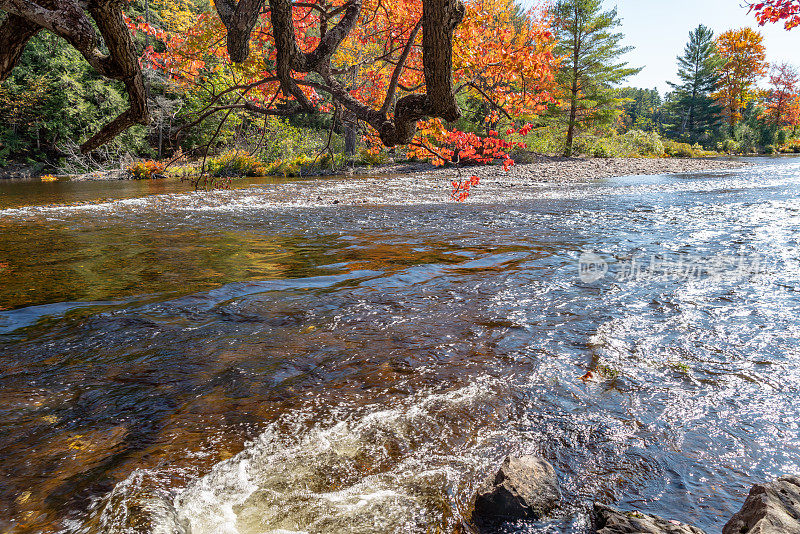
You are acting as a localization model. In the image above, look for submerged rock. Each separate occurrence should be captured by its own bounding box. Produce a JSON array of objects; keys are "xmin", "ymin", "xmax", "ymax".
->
[
  {"xmin": 471, "ymin": 455, "xmax": 561, "ymax": 527},
  {"xmin": 722, "ymin": 476, "xmax": 800, "ymax": 534},
  {"xmin": 592, "ymin": 503, "xmax": 706, "ymax": 534}
]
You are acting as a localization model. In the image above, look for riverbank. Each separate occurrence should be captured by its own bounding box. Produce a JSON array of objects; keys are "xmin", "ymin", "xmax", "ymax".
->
[
  {"xmin": 1, "ymin": 156, "xmax": 752, "ymax": 183},
  {"xmin": 363, "ymin": 156, "xmax": 752, "ymax": 183}
]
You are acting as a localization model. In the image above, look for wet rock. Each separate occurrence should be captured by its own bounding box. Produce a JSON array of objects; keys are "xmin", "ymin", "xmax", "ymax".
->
[
  {"xmin": 471, "ymin": 455, "xmax": 561, "ymax": 527},
  {"xmin": 593, "ymin": 503, "xmax": 706, "ymax": 534},
  {"xmin": 722, "ymin": 476, "xmax": 800, "ymax": 534}
]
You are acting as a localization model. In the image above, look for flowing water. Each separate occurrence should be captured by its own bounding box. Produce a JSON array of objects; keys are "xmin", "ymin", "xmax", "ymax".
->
[{"xmin": 1, "ymin": 159, "xmax": 799, "ymax": 534}]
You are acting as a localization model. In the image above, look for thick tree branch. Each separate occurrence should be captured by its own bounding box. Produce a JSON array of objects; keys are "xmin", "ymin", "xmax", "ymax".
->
[
  {"xmin": 0, "ymin": 13, "xmax": 41, "ymax": 80},
  {"xmin": 2, "ymin": 0, "xmax": 467, "ymax": 153},
  {"xmin": 380, "ymin": 18, "xmax": 422, "ymax": 116}
]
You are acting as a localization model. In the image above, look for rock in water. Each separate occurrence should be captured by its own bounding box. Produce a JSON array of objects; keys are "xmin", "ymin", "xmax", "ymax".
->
[
  {"xmin": 471, "ymin": 455, "xmax": 561, "ymax": 527},
  {"xmin": 722, "ymin": 476, "xmax": 800, "ymax": 534},
  {"xmin": 593, "ymin": 504, "xmax": 706, "ymax": 534}
]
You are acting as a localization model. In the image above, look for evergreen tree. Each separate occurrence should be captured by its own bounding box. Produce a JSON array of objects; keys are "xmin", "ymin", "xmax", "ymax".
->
[
  {"xmin": 616, "ymin": 87, "xmax": 663, "ymax": 132},
  {"xmin": 667, "ymin": 25, "xmax": 724, "ymax": 144},
  {"xmin": 551, "ymin": 0, "xmax": 641, "ymax": 157}
]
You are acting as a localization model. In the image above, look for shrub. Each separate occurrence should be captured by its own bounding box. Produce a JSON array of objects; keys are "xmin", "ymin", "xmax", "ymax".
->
[
  {"xmin": 258, "ymin": 117, "xmax": 334, "ymax": 163},
  {"xmin": 721, "ymin": 139, "xmax": 739, "ymax": 154},
  {"xmin": 355, "ymin": 148, "xmax": 389, "ymax": 167},
  {"xmin": 618, "ymin": 129, "xmax": 664, "ymax": 157},
  {"xmin": 663, "ymin": 140, "xmax": 694, "ymax": 157},
  {"xmin": 266, "ymin": 155, "xmax": 316, "ymax": 176},
  {"xmin": 165, "ymin": 163, "xmax": 199, "ymax": 178},
  {"xmin": 734, "ymin": 124, "xmax": 758, "ymax": 154},
  {"xmin": 521, "ymin": 125, "xmax": 564, "ymax": 155},
  {"xmin": 207, "ymin": 150, "xmax": 266, "ymax": 177},
  {"xmin": 779, "ymin": 138, "xmax": 800, "ymax": 153},
  {"xmin": 592, "ymin": 143, "xmax": 612, "ymax": 158},
  {"xmin": 127, "ymin": 160, "xmax": 166, "ymax": 179}
]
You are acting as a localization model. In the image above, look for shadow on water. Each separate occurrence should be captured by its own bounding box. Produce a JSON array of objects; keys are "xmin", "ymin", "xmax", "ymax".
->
[{"xmin": 0, "ymin": 159, "xmax": 799, "ymax": 533}]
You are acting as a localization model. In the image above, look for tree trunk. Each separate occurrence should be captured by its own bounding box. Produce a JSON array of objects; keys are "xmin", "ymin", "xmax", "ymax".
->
[
  {"xmin": 344, "ymin": 117, "xmax": 357, "ymax": 166},
  {"xmin": 158, "ymin": 119, "xmax": 163, "ymax": 159},
  {"xmin": 564, "ymin": 95, "xmax": 578, "ymax": 158},
  {"xmin": 563, "ymin": 3, "xmax": 580, "ymax": 158},
  {"xmin": 421, "ymin": 0, "xmax": 463, "ymax": 122}
]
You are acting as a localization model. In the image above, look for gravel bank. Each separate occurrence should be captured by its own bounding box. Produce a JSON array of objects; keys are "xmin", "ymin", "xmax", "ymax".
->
[
  {"xmin": 364, "ymin": 156, "xmax": 751, "ymax": 183},
  {"xmin": 3, "ymin": 156, "xmax": 749, "ymax": 182}
]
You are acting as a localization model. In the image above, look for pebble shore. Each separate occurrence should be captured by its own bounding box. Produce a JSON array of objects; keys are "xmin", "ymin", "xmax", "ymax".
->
[{"xmin": 365, "ymin": 156, "xmax": 751, "ymax": 183}]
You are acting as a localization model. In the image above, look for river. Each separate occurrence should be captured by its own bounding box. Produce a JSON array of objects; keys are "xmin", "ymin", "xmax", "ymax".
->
[{"xmin": 0, "ymin": 158, "xmax": 799, "ymax": 533}]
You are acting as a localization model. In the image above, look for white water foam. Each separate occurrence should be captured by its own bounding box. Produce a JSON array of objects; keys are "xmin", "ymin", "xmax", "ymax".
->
[{"xmin": 90, "ymin": 377, "xmax": 511, "ymax": 534}]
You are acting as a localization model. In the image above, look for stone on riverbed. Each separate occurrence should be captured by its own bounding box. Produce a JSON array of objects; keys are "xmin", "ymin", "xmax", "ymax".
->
[
  {"xmin": 592, "ymin": 503, "xmax": 706, "ymax": 534},
  {"xmin": 722, "ymin": 476, "xmax": 800, "ymax": 534},
  {"xmin": 471, "ymin": 455, "xmax": 562, "ymax": 528}
]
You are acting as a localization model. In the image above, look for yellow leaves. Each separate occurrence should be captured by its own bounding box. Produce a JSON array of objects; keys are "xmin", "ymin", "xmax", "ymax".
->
[{"xmin": 715, "ymin": 27, "xmax": 769, "ymax": 126}]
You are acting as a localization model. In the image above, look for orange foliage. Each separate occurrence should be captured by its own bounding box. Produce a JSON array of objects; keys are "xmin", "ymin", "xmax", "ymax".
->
[
  {"xmin": 713, "ymin": 28, "xmax": 768, "ymax": 128},
  {"xmin": 127, "ymin": 160, "xmax": 167, "ymax": 179},
  {"xmin": 453, "ymin": 0, "xmax": 558, "ymax": 118},
  {"xmin": 141, "ymin": 0, "xmax": 558, "ymax": 150},
  {"xmin": 765, "ymin": 62, "xmax": 800, "ymax": 126}
]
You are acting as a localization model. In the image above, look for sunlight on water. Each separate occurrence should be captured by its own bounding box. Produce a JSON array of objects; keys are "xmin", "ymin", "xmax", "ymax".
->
[{"xmin": 1, "ymin": 158, "xmax": 799, "ymax": 533}]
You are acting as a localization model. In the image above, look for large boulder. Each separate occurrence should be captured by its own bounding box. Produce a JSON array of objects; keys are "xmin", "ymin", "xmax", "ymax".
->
[
  {"xmin": 592, "ymin": 503, "xmax": 706, "ymax": 534},
  {"xmin": 471, "ymin": 455, "xmax": 562, "ymax": 528},
  {"xmin": 722, "ymin": 476, "xmax": 800, "ymax": 534}
]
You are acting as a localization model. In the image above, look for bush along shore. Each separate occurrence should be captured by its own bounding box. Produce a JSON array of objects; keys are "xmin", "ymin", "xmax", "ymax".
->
[{"xmin": 471, "ymin": 454, "xmax": 800, "ymax": 534}]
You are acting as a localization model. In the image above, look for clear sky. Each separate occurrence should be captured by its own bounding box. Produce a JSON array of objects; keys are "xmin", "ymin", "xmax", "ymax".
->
[{"xmin": 526, "ymin": 0, "xmax": 800, "ymax": 96}]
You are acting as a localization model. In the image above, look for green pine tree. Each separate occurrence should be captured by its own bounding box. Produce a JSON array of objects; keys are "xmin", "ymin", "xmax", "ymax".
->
[
  {"xmin": 666, "ymin": 25, "xmax": 724, "ymax": 144},
  {"xmin": 616, "ymin": 87, "xmax": 663, "ymax": 133},
  {"xmin": 551, "ymin": 0, "xmax": 641, "ymax": 157}
]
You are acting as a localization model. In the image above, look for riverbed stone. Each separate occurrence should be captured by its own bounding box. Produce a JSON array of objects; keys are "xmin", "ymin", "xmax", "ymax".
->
[
  {"xmin": 592, "ymin": 504, "xmax": 706, "ymax": 534},
  {"xmin": 471, "ymin": 455, "xmax": 562, "ymax": 527},
  {"xmin": 722, "ymin": 476, "xmax": 800, "ymax": 534}
]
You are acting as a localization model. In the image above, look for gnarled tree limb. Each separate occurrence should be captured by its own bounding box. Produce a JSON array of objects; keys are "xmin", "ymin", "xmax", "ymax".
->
[
  {"xmin": 2, "ymin": 0, "xmax": 466, "ymax": 152},
  {"xmin": 0, "ymin": 0, "xmax": 148, "ymax": 153}
]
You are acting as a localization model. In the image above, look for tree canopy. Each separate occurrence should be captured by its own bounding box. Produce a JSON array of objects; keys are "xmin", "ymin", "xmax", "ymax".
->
[
  {"xmin": 550, "ymin": 0, "xmax": 640, "ymax": 157},
  {"xmin": 667, "ymin": 25, "xmax": 724, "ymax": 143},
  {"xmin": 0, "ymin": 0, "xmax": 477, "ymax": 152}
]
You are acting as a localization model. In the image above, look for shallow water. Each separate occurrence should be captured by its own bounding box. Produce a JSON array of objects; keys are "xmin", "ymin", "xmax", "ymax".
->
[{"xmin": 1, "ymin": 159, "xmax": 799, "ymax": 533}]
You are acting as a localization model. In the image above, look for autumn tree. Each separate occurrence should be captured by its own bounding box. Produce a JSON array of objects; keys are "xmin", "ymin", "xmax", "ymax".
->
[
  {"xmin": 714, "ymin": 27, "xmax": 768, "ymax": 131},
  {"xmin": 152, "ymin": 0, "xmax": 557, "ymax": 164},
  {"xmin": 751, "ymin": 0, "xmax": 800, "ymax": 30},
  {"xmin": 550, "ymin": 0, "xmax": 640, "ymax": 157},
  {"xmin": 765, "ymin": 62, "xmax": 800, "ymax": 127},
  {"xmin": 452, "ymin": 0, "xmax": 558, "ymax": 130},
  {"xmin": 667, "ymin": 25, "xmax": 724, "ymax": 143},
  {"xmin": 0, "ymin": 0, "xmax": 478, "ymax": 153}
]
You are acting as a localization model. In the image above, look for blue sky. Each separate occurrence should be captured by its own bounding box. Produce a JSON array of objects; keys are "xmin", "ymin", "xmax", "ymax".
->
[{"xmin": 526, "ymin": 0, "xmax": 800, "ymax": 95}]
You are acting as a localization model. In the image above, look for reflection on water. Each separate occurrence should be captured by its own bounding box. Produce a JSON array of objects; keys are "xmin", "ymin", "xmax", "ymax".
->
[{"xmin": 0, "ymin": 159, "xmax": 799, "ymax": 533}]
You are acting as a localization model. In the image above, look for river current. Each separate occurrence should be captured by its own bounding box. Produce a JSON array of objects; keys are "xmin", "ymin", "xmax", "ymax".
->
[{"xmin": 0, "ymin": 158, "xmax": 799, "ymax": 533}]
